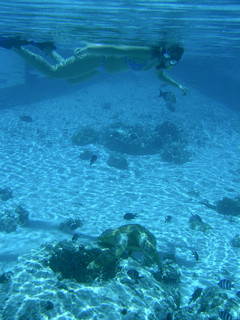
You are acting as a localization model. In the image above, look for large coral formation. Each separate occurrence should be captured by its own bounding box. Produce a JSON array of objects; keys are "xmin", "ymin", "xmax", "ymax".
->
[
  {"xmin": 1, "ymin": 224, "xmax": 238, "ymax": 319},
  {"xmin": 88, "ymin": 224, "xmax": 162, "ymax": 271},
  {"xmin": 72, "ymin": 126, "xmax": 99, "ymax": 146},
  {"xmin": 48, "ymin": 240, "xmax": 115, "ymax": 283},
  {"xmin": 103, "ymin": 121, "xmax": 185, "ymax": 157},
  {"xmin": 48, "ymin": 224, "xmax": 163, "ymax": 283},
  {"xmin": 216, "ymin": 196, "xmax": 240, "ymax": 216},
  {"xmin": 72, "ymin": 121, "xmax": 191, "ymax": 164}
]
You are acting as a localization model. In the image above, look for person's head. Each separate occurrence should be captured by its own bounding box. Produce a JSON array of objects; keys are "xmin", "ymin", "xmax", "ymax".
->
[{"xmin": 153, "ymin": 44, "xmax": 184, "ymax": 69}]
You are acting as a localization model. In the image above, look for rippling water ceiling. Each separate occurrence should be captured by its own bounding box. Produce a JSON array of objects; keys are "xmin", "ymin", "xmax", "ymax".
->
[{"xmin": 0, "ymin": 0, "xmax": 239, "ymax": 57}]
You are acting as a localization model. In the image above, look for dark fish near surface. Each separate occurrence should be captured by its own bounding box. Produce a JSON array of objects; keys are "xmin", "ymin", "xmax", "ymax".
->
[
  {"xmin": 159, "ymin": 90, "xmax": 176, "ymax": 104},
  {"xmin": 124, "ymin": 213, "xmax": 137, "ymax": 220},
  {"xmin": 192, "ymin": 251, "xmax": 199, "ymax": 261},
  {"xmin": 188, "ymin": 287, "xmax": 203, "ymax": 304},
  {"xmin": 20, "ymin": 115, "xmax": 33, "ymax": 122},
  {"xmin": 219, "ymin": 311, "xmax": 233, "ymax": 320},
  {"xmin": 191, "ymin": 214, "xmax": 202, "ymax": 223},
  {"xmin": 218, "ymin": 279, "xmax": 234, "ymax": 290},
  {"xmin": 165, "ymin": 215, "xmax": 172, "ymax": 223},
  {"xmin": 127, "ymin": 269, "xmax": 143, "ymax": 283},
  {"xmin": 166, "ymin": 103, "xmax": 176, "ymax": 112},
  {"xmin": 72, "ymin": 233, "xmax": 81, "ymax": 241},
  {"xmin": 166, "ymin": 313, "xmax": 172, "ymax": 320},
  {"xmin": 90, "ymin": 155, "xmax": 98, "ymax": 165}
]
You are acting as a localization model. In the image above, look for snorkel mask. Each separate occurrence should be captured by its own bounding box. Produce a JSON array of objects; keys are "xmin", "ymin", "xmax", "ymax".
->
[{"xmin": 155, "ymin": 45, "xmax": 184, "ymax": 70}]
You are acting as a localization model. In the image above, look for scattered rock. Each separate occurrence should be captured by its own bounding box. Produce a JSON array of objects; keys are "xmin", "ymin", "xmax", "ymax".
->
[
  {"xmin": 161, "ymin": 142, "xmax": 191, "ymax": 164},
  {"xmin": 59, "ymin": 218, "xmax": 83, "ymax": 233},
  {"xmin": 15, "ymin": 205, "xmax": 29, "ymax": 227},
  {"xmin": 79, "ymin": 149, "xmax": 94, "ymax": 160},
  {"xmin": 19, "ymin": 115, "xmax": 33, "ymax": 122},
  {"xmin": 0, "ymin": 205, "xmax": 30, "ymax": 233},
  {"xmin": 101, "ymin": 101, "xmax": 112, "ymax": 110},
  {"xmin": 72, "ymin": 126, "xmax": 99, "ymax": 146},
  {"xmin": 0, "ymin": 210, "xmax": 18, "ymax": 233},
  {"xmin": 0, "ymin": 187, "xmax": 13, "ymax": 201},
  {"xmin": 107, "ymin": 154, "xmax": 129, "ymax": 170},
  {"xmin": 216, "ymin": 197, "xmax": 240, "ymax": 216},
  {"xmin": 189, "ymin": 214, "xmax": 211, "ymax": 232},
  {"xmin": 231, "ymin": 233, "xmax": 240, "ymax": 248},
  {"xmin": 0, "ymin": 271, "xmax": 12, "ymax": 283}
]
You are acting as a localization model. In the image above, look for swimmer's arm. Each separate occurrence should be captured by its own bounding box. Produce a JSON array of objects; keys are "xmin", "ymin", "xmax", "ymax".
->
[
  {"xmin": 78, "ymin": 44, "xmax": 152, "ymax": 59},
  {"xmin": 154, "ymin": 68, "xmax": 189, "ymax": 95}
]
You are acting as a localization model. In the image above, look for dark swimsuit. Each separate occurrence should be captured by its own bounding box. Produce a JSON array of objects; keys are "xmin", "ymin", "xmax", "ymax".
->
[
  {"xmin": 98, "ymin": 56, "xmax": 147, "ymax": 72},
  {"xmin": 125, "ymin": 57, "xmax": 147, "ymax": 71}
]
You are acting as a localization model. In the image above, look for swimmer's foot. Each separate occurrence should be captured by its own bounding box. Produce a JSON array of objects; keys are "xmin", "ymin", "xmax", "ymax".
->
[
  {"xmin": 0, "ymin": 36, "xmax": 33, "ymax": 49},
  {"xmin": 0, "ymin": 36, "xmax": 56, "ymax": 52}
]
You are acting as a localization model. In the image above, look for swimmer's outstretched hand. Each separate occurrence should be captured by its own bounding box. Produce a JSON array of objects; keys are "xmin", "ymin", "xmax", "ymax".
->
[{"xmin": 178, "ymin": 85, "xmax": 189, "ymax": 95}]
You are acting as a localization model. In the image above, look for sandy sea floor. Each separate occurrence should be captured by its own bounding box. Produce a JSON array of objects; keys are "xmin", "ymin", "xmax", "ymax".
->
[{"xmin": 0, "ymin": 69, "xmax": 239, "ymax": 317}]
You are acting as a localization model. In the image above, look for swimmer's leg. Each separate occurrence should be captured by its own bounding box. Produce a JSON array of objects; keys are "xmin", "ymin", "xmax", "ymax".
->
[
  {"xmin": 13, "ymin": 47, "xmax": 102, "ymax": 81},
  {"xmin": 13, "ymin": 47, "xmax": 56, "ymax": 78},
  {"xmin": 44, "ymin": 48, "xmax": 65, "ymax": 64}
]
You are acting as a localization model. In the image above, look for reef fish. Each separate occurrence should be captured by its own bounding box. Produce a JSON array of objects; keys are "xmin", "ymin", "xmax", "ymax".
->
[
  {"xmin": 219, "ymin": 311, "xmax": 233, "ymax": 320},
  {"xmin": 166, "ymin": 103, "xmax": 176, "ymax": 112},
  {"xmin": 188, "ymin": 287, "xmax": 203, "ymax": 304},
  {"xmin": 164, "ymin": 215, "xmax": 172, "ymax": 223},
  {"xmin": 124, "ymin": 213, "xmax": 137, "ymax": 220},
  {"xmin": 20, "ymin": 115, "xmax": 33, "ymax": 122},
  {"xmin": 159, "ymin": 90, "xmax": 176, "ymax": 104},
  {"xmin": 90, "ymin": 155, "xmax": 98, "ymax": 165},
  {"xmin": 166, "ymin": 313, "xmax": 173, "ymax": 320},
  {"xmin": 191, "ymin": 214, "xmax": 202, "ymax": 223},
  {"xmin": 127, "ymin": 268, "xmax": 143, "ymax": 283},
  {"xmin": 192, "ymin": 251, "xmax": 199, "ymax": 261},
  {"xmin": 218, "ymin": 279, "xmax": 234, "ymax": 290}
]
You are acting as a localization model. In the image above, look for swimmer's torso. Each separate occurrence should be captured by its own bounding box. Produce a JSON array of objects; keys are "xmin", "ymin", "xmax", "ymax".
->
[{"xmin": 56, "ymin": 54, "xmax": 154, "ymax": 80}]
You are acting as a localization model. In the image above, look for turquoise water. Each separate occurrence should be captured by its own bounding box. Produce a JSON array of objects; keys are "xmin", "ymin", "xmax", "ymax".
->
[
  {"xmin": 0, "ymin": 1, "xmax": 240, "ymax": 319},
  {"xmin": 0, "ymin": 0, "xmax": 240, "ymax": 57}
]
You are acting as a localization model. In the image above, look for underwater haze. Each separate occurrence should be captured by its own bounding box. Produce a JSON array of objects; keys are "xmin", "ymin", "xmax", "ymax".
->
[{"xmin": 0, "ymin": 1, "xmax": 240, "ymax": 319}]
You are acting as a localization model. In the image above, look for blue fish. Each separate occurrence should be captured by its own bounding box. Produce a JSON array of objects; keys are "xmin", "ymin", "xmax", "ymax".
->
[
  {"xmin": 188, "ymin": 287, "xmax": 202, "ymax": 304},
  {"xmin": 191, "ymin": 214, "xmax": 202, "ymax": 223},
  {"xmin": 90, "ymin": 155, "xmax": 98, "ymax": 165},
  {"xmin": 219, "ymin": 311, "xmax": 233, "ymax": 320},
  {"xmin": 218, "ymin": 279, "xmax": 234, "ymax": 290},
  {"xmin": 124, "ymin": 213, "xmax": 137, "ymax": 220},
  {"xmin": 166, "ymin": 313, "xmax": 172, "ymax": 320},
  {"xmin": 165, "ymin": 215, "xmax": 172, "ymax": 223},
  {"xmin": 127, "ymin": 269, "xmax": 143, "ymax": 283},
  {"xmin": 192, "ymin": 251, "xmax": 199, "ymax": 261}
]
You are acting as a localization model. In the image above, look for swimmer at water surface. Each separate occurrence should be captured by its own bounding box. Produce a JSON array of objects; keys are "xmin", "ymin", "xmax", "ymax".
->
[{"xmin": 0, "ymin": 37, "xmax": 188, "ymax": 94}]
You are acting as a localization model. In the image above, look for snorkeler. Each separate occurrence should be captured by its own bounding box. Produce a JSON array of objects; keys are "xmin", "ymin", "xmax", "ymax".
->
[{"xmin": 0, "ymin": 36, "xmax": 188, "ymax": 94}]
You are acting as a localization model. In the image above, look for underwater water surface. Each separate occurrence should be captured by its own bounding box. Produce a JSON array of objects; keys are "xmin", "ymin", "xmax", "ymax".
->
[{"xmin": 0, "ymin": 1, "xmax": 240, "ymax": 319}]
